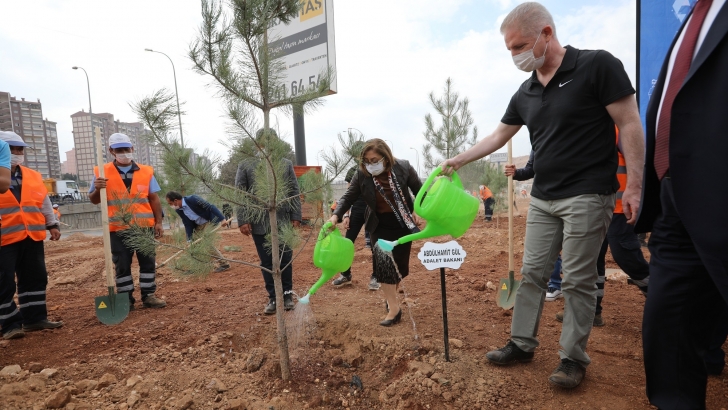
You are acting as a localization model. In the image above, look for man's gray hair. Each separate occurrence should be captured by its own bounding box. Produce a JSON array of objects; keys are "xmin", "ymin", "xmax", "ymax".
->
[{"xmin": 500, "ymin": 2, "xmax": 557, "ymax": 39}]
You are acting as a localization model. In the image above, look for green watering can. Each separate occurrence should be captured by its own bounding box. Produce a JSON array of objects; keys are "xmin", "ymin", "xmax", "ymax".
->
[
  {"xmin": 299, "ymin": 222, "xmax": 355, "ymax": 304},
  {"xmin": 377, "ymin": 166, "xmax": 480, "ymax": 252}
]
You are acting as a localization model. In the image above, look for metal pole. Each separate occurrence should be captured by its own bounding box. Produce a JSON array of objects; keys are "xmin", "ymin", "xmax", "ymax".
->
[
  {"xmin": 293, "ymin": 103, "xmax": 307, "ymax": 165},
  {"xmin": 72, "ymin": 66, "xmax": 97, "ymax": 168},
  {"xmin": 145, "ymin": 49, "xmax": 184, "ymax": 147},
  {"xmin": 440, "ymin": 267, "xmax": 451, "ymax": 362},
  {"xmin": 409, "ymin": 147, "xmax": 420, "ymax": 176}
]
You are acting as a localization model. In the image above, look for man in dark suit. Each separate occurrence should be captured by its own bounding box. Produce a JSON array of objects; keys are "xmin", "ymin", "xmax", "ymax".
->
[
  {"xmin": 165, "ymin": 191, "xmax": 230, "ymax": 273},
  {"xmin": 635, "ymin": 1, "xmax": 728, "ymax": 408},
  {"xmin": 235, "ymin": 129, "xmax": 301, "ymax": 315}
]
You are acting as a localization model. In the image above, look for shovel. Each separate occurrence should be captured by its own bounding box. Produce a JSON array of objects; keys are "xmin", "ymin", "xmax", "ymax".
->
[
  {"xmin": 497, "ymin": 140, "xmax": 521, "ymax": 309},
  {"xmin": 92, "ymin": 126, "xmax": 130, "ymax": 325}
]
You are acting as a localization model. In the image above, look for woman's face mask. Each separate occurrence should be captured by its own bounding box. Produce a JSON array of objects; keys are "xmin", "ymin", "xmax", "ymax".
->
[
  {"xmin": 365, "ymin": 158, "xmax": 386, "ymax": 176},
  {"xmin": 512, "ymin": 31, "xmax": 548, "ymax": 72},
  {"xmin": 10, "ymin": 154, "xmax": 24, "ymax": 167},
  {"xmin": 114, "ymin": 152, "xmax": 133, "ymax": 165}
]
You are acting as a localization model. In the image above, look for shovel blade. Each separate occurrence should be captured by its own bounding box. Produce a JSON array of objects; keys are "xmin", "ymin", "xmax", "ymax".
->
[
  {"xmin": 496, "ymin": 271, "xmax": 521, "ymax": 310},
  {"xmin": 94, "ymin": 292, "xmax": 130, "ymax": 325}
]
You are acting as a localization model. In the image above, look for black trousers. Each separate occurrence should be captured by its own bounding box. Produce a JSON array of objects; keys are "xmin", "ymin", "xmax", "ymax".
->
[
  {"xmin": 110, "ymin": 230, "xmax": 157, "ymax": 304},
  {"xmin": 252, "ymin": 233, "xmax": 293, "ymax": 299},
  {"xmin": 341, "ymin": 203, "xmax": 371, "ymax": 277},
  {"xmin": 643, "ymin": 177, "xmax": 728, "ymax": 410},
  {"xmin": 595, "ymin": 213, "xmax": 650, "ymax": 314},
  {"xmin": 0, "ymin": 237, "xmax": 49, "ymax": 333},
  {"xmin": 483, "ymin": 198, "xmax": 495, "ymax": 220}
]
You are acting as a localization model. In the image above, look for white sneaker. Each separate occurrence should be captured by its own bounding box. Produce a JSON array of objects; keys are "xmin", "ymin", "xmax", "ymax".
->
[
  {"xmin": 545, "ymin": 287, "xmax": 563, "ymax": 302},
  {"xmin": 368, "ymin": 276, "xmax": 380, "ymax": 291}
]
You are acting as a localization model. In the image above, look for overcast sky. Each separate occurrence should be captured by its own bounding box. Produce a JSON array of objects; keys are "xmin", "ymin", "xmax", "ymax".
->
[{"xmin": 0, "ymin": 0, "xmax": 636, "ymax": 170}]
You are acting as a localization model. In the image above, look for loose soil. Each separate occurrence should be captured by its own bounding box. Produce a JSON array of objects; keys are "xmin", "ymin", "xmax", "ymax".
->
[{"xmin": 1, "ymin": 198, "xmax": 727, "ymax": 410}]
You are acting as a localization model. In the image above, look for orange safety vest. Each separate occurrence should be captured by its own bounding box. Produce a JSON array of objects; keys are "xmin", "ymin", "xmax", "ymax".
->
[
  {"xmin": 53, "ymin": 209, "xmax": 61, "ymax": 220},
  {"xmin": 479, "ymin": 186, "xmax": 493, "ymax": 200},
  {"xmin": 615, "ymin": 128, "xmax": 627, "ymax": 214},
  {"xmin": 94, "ymin": 162, "xmax": 156, "ymax": 232},
  {"xmin": 0, "ymin": 166, "xmax": 49, "ymax": 246}
]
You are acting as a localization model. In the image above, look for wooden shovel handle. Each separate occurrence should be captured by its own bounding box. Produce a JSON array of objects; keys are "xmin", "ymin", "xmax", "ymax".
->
[
  {"xmin": 94, "ymin": 127, "xmax": 116, "ymax": 288},
  {"xmin": 507, "ymin": 140, "xmax": 514, "ymax": 272}
]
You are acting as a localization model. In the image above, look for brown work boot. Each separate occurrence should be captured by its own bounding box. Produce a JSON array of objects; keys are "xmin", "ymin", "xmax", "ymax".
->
[
  {"xmin": 548, "ymin": 359, "xmax": 586, "ymax": 388},
  {"xmin": 142, "ymin": 294, "xmax": 167, "ymax": 308},
  {"xmin": 485, "ymin": 340, "xmax": 534, "ymax": 365},
  {"xmin": 2, "ymin": 327, "xmax": 25, "ymax": 340},
  {"xmin": 23, "ymin": 319, "xmax": 63, "ymax": 332}
]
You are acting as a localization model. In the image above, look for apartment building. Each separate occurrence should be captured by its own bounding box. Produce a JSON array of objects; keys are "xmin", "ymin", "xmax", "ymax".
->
[
  {"xmin": 61, "ymin": 148, "xmax": 77, "ymax": 175},
  {"xmin": 0, "ymin": 91, "xmax": 62, "ymax": 178},
  {"xmin": 71, "ymin": 111, "xmax": 167, "ymax": 184}
]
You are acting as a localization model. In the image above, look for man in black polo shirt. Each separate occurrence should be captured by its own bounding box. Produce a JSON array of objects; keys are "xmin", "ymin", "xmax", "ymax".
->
[{"xmin": 441, "ymin": 2, "xmax": 644, "ymax": 388}]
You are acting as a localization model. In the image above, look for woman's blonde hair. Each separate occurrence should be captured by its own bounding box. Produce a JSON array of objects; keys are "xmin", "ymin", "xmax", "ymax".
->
[{"xmin": 359, "ymin": 138, "xmax": 395, "ymax": 175}]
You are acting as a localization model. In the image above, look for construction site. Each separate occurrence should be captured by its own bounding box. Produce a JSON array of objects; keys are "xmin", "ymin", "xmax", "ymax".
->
[{"xmin": 1, "ymin": 194, "xmax": 726, "ymax": 410}]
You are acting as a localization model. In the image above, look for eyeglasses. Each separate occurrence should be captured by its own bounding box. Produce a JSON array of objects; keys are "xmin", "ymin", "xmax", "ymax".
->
[{"xmin": 363, "ymin": 157, "xmax": 384, "ymax": 165}]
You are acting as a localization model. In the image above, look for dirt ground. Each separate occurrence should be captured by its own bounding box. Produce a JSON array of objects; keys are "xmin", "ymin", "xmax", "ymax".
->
[{"xmin": 1, "ymin": 197, "xmax": 727, "ymax": 410}]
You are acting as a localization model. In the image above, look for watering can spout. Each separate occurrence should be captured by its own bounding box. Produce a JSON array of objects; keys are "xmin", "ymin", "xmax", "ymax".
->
[
  {"xmin": 307, "ymin": 269, "xmax": 336, "ymax": 297},
  {"xmin": 393, "ymin": 222, "xmax": 449, "ymax": 246}
]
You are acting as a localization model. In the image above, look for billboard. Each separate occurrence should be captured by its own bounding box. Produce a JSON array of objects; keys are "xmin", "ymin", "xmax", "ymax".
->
[
  {"xmin": 638, "ymin": 0, "xmax": 695, "ymax": 125},
  {"xmin": 268, "ymin": 0, "xmax": 337, "ymax": 98}
]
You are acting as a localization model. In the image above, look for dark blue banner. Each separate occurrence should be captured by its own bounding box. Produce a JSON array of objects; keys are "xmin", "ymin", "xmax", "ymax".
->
[{"xmin": 639, "ymin": 0, "xmax": 696, "ymax": 126}]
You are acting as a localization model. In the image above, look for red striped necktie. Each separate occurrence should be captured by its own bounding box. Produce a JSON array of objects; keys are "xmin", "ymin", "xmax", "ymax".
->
[{"xmin": 654, "ymin": 0, "xmax": 713, "ymax": 180}]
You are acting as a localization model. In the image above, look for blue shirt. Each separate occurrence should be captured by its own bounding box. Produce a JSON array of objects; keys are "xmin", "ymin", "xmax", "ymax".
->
[
  {"xmin": 89, "ymin": 164, "xmax": 161, "ymax": 194},
  {"xmin": 0, "ymin": 141, "xmax": 9, "ymax": 170},
  {"xmin": 181, "ymin": 198, "xmax": 208, "ymax": 225}
]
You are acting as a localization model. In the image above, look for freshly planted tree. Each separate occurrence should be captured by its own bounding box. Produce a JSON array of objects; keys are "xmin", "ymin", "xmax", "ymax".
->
[
  {"xmin": 421, "ymin": 78, "xmax": 479, "ymax": 184},
  {"xmin": 126, "ymin": 0, "xmax": 354, "ymax": 380}
]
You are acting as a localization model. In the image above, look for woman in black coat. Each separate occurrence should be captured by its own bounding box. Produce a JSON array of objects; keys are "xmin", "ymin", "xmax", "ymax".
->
[{"xmin": 329, "ymin": 139, "xmax": 422, "ymax": 326}]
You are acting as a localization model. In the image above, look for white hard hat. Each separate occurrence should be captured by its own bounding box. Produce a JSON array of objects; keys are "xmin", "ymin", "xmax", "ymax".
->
[
  {"xmin": 53, "ymin": 204, "xmax": 59, "ymax": 208},
  {"xmin": 108, "ymin": 133, "xmax": 132, "ymax": 149},
  {"xmin": 0, "ymin": 131, "xmax": 29, "ymax": 147}
]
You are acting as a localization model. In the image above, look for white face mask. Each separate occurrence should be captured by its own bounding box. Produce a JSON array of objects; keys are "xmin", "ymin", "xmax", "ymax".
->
[
  {"xmin": 170, "ymin": 204, "xmax": 180, "ymax": 210},
  {"xmin": 365, "ymin": 158, "xmax": 386, "ymax": 176},
  {"xmin": 10, "ymin": 154, "xmax": 24, "ymax": 166},
  {"xmin": 115, "ymin": 153, "xmax": 133, "ymax": 165},
  {"xmin": 513, "ymin": 31, "xmax": 548, "ymax": 72}
]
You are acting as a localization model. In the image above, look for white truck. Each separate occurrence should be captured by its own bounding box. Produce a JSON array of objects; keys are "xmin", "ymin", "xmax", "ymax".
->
[{"xmin": 43, "ymin": 179, "xmax": 82, "ymax": 202}]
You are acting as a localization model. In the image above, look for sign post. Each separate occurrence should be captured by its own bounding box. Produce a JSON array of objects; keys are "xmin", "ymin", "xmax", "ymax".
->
[{"xmin": 417, "ymin": 240, "xmax": 467, "ymax": 362}]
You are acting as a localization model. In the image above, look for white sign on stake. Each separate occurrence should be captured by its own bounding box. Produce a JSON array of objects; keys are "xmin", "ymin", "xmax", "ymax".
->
[
  {"xmin": 489, "ymin": 152, "xmax": 507, "ymax": 163},
  {"xmin": 417, "ymin": 241, "xmax": 467, "ymax": 270}
]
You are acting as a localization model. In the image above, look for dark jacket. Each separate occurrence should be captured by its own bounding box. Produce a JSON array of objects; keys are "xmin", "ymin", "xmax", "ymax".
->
[
  {"xmin": 514, "ymin": 150, "xmax": 535, "ymax": 181},
  {"xmin": 635, "ymin": 4, "xmax": 728, "ymax": 298},
  {"xmin": 234, "ymin": 157, "xmax": 302, "ymax": 236},
  {"xmin": 176, "ymin": 195, "xmax": 226, "ymax": 240},
  {"xmin": 334, "ymin": 159, "xmax": 422, "ymax": 233}
]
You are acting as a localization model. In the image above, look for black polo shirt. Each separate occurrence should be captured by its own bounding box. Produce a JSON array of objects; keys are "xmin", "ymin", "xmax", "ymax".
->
[{"xmin": 501, "ymin": 45, "xmax": 634, "ymax": 200}]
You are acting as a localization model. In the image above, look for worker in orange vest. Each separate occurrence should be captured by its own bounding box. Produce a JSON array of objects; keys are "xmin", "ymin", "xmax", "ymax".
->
[
  {"xmin": 0, "ymin": 131, "xmax": 62, "ymax": 340},
  {"xmin": 479, "ymin": 185, "xmax": 494, "ymax": 221},
  {"xmin": 90, "ymin": 133, "xmax": 166, "ymax": 310},
  {"xmin": 52, "ymin": 204, "xmax": 61, "ymax": 222}
]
